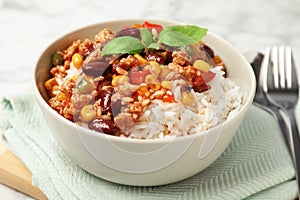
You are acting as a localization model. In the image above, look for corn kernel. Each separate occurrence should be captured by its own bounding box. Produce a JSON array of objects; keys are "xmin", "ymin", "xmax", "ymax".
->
[
  {"xmin": 138, "ymin": 85, "xmax": 149, "ymax": 95},
  {"xmin": 193, "ymin": 60, "xmax": 210, "ymax": 72},
  {"xmin": 182, "ymin": 91, "xmax": 195, "ymax": 106},
  {"xmin": 116, "ymin": 66, "xmax": 128, "ymax": 75},
  {"xmin": 112, "ymin": 75, "xmax": 122, "ymax": 87},
  {"xmin": 153, "ymin": 83, "xmax": 161, "ymax": 91},
  {"xmin": 135, "ymin": 85, "xmax": 150, "ymax": 98},
  {"xmin": 149, "ymin": 61, "xmax": 161, "ymax": 75},
  {"xmin": 134, "ymin": 54, "xmax": 148, "ymax": 65},
  {"xmin": 160, "ymin": 65, "xmax": 171, "ymax": 79},
  {"xmin": 148, "ymin": 83, "xmax": 161, "ymax": 93},
  {"xmin": 72, "ymin": 53, "xmax": 83, "ymax": 69},
  {"xmin": 44, "ymin": 77, "xmax": 58, "ymax": 90},
  {"xmin": 145, "ymin": 74, "xmax": 159, "ymax": 84},
  {"xmin": 57, "ymin": 92, "xmax": 67, "ymax": 101},
  {"xmin": 149, "ymin": 61, "xmax": 159, "ymax": 67},
  {"xmin": 71, "ymin": 75, "xmax": 78, "ymax": 82},
  {"xmin": 118, "ymin": 75, "xmax": 129, "ymax": 85},
  {"xmin": 143, "ymin": 65, "xmax": 150, "ymax": 71},
  {"xmin": 80, "ymin": 105, "xmax": 96, "ymax": 122},
  {"xmin": 161, "ymin": 80, "xmax": 172, "ymax": 89}
]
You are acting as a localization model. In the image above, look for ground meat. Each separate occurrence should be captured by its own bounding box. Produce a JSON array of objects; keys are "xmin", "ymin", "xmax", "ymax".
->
[
  {"xmin": 114, "ymin": 113, "xmax": 136, "ymax": 130},
  {"xmin": 59, "ymin": 39, "xmax": 95, "ymax": 69},
  {"xmin": 93, "ymin": 99, "xmax": 103, "ymax": 118},
  {"xmin": 79, "ymin": 39, "xmax": 94, "ymax": 58},
  {"xmin": 112, "ymin": 55, "xmax": 139, "ymax": 73},
  {"xmin": 50, "ymin": 65, "xmax": 67, "ymax": 79},
  {"xmin": 144, "ymin": 53, "xmax": 165, "ymax": 64},
  {"xmin": 62, "ymin": 102, "xmax": 73, "ymax": 120},
  {"xmin": 172, "ymin": 51, "xmax": 191, "ymax": 66},
  {"xmin": 71, "ymin": 89, "xmax": 97, "ymax": 116},
  {"xmin": 49, "ymin": 96, "xmax": 73, "ymax": 120},
  {"xmin": 94, "ymin": 28, "xmax": 115, "ymax": 45},
  {"xmin": 63, "ymin": 40, "xmax": 81, "ymax": 61},
  {"xmin": 60, "ymin": 78, "xmax": 75, "ymax": 97},
  {"xmin": 168, "ymin": 63, "xmax": 199, "ymax": 81}
]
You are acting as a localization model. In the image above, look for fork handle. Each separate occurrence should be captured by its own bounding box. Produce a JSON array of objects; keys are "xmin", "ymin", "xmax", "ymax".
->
[
  {"xmin": 268, "ymin": 107, "xmax": 292, "ymax": 154},
  {"xmin": 286, "ymin": 109, "xmax": 300, "ymax": 195}
]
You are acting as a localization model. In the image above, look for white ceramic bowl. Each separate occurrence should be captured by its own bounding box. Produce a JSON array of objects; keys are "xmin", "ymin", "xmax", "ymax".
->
[{"xmin": 34, "ymin": 19, "xmax": 255, "ymax": 186}]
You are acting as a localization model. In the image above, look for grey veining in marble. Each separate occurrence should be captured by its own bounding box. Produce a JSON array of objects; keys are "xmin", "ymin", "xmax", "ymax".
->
[{"xmin": 0, "ymin": 0, "xmax": 299, "ymax": 198}]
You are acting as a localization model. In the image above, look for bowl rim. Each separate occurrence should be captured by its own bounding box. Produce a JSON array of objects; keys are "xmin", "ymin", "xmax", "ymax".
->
[{"xmin": 33, "ymin": 18, "xmax": 256, "ymax": 144}]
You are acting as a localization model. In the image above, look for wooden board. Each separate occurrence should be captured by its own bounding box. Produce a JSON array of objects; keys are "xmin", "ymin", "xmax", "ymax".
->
[{"xmin": 0, "ymin": 139, "xmax": 47, "ymax": 200}]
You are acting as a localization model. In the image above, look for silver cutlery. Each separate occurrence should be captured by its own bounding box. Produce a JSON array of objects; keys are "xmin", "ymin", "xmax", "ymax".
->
[
  {"xmin": 244, "ymin": 52, "xmax": 290, "ymax": 152},
  {"xmin": 245, "ymin": 46, "xmax": 300, "ymax": 196},
  {"xmin": 260, "ymin": 46, "xmax": 300, "ymax": 194}
]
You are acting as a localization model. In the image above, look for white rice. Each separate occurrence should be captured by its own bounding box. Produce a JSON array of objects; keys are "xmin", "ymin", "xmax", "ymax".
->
[
  {"xmin": 62, "ymin": 61, "xmax": 243, "ymax": 139},
  {"xmin": 126, "ymin": 66, "xmax": 243, "ymax": 139}
]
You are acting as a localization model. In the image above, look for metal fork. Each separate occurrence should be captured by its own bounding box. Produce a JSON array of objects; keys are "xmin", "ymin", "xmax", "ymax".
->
[
  {"xmin": 244, "ymin": 52, "xmax": 291, "ymax": 150},
  {"xmin": 261, "ymin": 46, "xmax": 300, "ymax": 195}
]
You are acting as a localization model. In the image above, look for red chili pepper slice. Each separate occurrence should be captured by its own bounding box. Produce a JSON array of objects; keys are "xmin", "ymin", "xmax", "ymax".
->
[{"xmin": 142, "ymin": 21, "xmax": 163, "ymax": 34}]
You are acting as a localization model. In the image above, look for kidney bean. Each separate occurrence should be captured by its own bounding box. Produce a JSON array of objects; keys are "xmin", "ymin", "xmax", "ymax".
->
[
  {"xmin": 82, "ymin": 61, "xmax": 109, "ymax": 77},
  {"xmin": 144, "ymin": 53, "xmax": 165, "ymax": 64},
  {"xmin": 100, "ymin": 40, "xmax": 111, "ymax": 51},
  {"xmin": 111, "ymin": 99, "xmax": 122, "ymax": 117},
  {"xmin": 98, "ymin": 86, "xmax": 113, "ymax": 114},
  {"xmin": 200, "ymin": 44, "xmax": 214, "ymax": 58},
  {"xmin": 115, "ymin": 28, "xmax": 140, "ymax": 38},
  {"xmin": 88, "ymin": 118, "xmax": 115, "ymax": 135},
  {"xmin": 161, "ymin": 49, "xmax": 173, "ymax": 64}
]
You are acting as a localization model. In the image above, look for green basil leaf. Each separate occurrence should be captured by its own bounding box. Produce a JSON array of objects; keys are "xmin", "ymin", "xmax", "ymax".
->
[
  {"xmin": 101, "ymin": 36, "xmax": 144, "ymax": 56},
  {"xmin": 158, "ymin": 29, "xmax": 197, "ymax": 47},
  {"xmin": 165, "ymin": 25, "xmax": 208, "ymax": 42},
  {"xmin": 140, "ymin": 28, "xmax": 154, "ymax": 47},
  {"xmin": 148, "ymin": 42, "xmax": 160, "ymax": 50}
]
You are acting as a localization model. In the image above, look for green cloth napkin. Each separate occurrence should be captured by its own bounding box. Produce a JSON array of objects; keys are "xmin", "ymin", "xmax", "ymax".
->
[{"xmin": 0, "ymin": 94, "xmax": 297, "ymax": 200}]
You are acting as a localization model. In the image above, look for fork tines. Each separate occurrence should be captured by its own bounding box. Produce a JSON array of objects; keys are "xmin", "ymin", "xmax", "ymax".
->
[{"xmin": 268, "ymin": 46, "xmax": 293, "ymax": 89}]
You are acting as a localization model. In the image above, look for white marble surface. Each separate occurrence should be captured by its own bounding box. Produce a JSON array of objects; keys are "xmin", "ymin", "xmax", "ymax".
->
[{"xmin": 0, "ymin": 0, "xmax": 299, "ymax": 199}]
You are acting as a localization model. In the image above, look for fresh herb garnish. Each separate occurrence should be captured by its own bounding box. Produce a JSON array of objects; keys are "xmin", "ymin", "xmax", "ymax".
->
[
  {"xmin": 140, "ymin": 28, "xmax": 155, "ymax": 47},
  {"xmin": 158, "ymin": 29, "xmax": 198, "ymax": 47},
  {"xmin": 102, "ymin": 36, "xmax": 144, "ymax": 56},
  {"xmin": 101, "ymin": 24, "xmax": 208, "ymax": 55},
  {"xmin": 163, "ymin": 25, "xmax": 207, "ymax": 42},
  {"xmin": 147, "ymin": 42, "xmax": 160, "ymax": 50}
]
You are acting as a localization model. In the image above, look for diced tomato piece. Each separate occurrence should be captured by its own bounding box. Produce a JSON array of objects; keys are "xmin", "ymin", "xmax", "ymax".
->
[
  {"xmin": 128, "ymin": 70, "xmax": 150, "ymax": 85},
  {"xmin": 201, "ymin": 71, "xmax": 216, "ymax": 83},
  {"xmin": 142, "ymin": 21, "xmax": 163, "ymax": 34},
  {"xmin": 192, "ymin": 71, "xmax": 215, "ymax": 93},
  {"xmin": 192, "ymin": 76, "xmax": 210, "ymax": 93}
]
